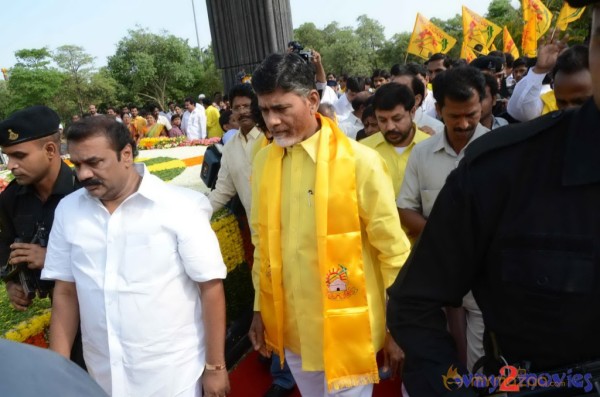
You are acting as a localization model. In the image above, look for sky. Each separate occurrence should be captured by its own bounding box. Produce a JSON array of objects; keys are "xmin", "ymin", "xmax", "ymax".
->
[{"xmin": 0, "ymin": 0, "xmax": 521, "ymax": 70}]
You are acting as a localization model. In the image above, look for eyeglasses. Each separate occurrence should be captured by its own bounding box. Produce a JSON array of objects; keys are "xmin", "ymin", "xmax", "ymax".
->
[{"xmin": 232, "ymin": 103, "xmax": 251, "ymax": 112}]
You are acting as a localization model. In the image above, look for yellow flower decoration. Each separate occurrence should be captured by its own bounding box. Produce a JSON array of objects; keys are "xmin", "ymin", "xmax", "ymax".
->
[
  {"xmin": 3, "ymin": 310, "xmax": 51, "ymax": 343},
  {"xmin": 211, "ymin": 212, "xmax": 245, "ymax": 273}
]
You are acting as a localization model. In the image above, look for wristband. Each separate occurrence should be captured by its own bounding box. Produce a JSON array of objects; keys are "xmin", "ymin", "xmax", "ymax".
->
[{"xmin": 205, "ymin": 363, "xmax": 227, "ymax": 371}]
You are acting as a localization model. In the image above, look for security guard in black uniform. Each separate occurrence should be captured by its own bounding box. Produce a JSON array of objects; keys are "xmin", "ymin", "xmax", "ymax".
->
[
  {"xmin": 0, "ymin": 105, "xmax": 85, "ymax": 368},
  {"xmin": 388, "ymin": 1, "xmax": 600, "ymax": 395}
]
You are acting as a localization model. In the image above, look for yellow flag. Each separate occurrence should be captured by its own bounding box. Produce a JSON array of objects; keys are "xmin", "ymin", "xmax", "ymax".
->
[
  {"xmin": 503, "ymin": 26, "xmax": 520, "ymax": 59},
  {"xmin": 407, "ymin": 13, "xmax": 457, "ymax": 59},
  {"xmin": 522, "ymin": 0, "xmax": 552, "ymax": 38},
  {"xmin": 460, "ymin": 43, "xmax": 477, "ymax": 64},
  {"xmin": 462, "ymin": 6, "xmax": 502, "ymax": 51},
  {"xmin": 556, "ymin": 3, "xmax": 586, "ymax": 30},
  {"xmin": 522, "ymin": 15, "xmax": 538, "ymax": 57}
]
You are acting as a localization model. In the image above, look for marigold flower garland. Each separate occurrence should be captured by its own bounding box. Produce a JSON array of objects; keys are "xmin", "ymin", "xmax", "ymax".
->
[
  {"xmin": 211, "ymin": 209, "xmax": 246, "ymax": 273},
  {"xmin": 138, "ymin": 136, "xmax": 221, "ymax": 150},
  {"xmin": 3, "ymin": 310, "xmax": 51, "ymax": 347}
]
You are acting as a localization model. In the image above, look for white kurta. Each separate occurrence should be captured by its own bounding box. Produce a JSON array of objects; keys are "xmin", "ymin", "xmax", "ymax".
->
[{"xmin": 42, "ymin": 164, "xmax": 227, "ymax": 397}]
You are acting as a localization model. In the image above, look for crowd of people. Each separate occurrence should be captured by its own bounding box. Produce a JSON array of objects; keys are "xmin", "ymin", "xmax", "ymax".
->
[
  {"xmin": 75, "ymin": 94, "xmax": 231, "ymax": 143},
  {"xmin": 0, "ymin": 0, "xmax": 599, "ymax": 396}
]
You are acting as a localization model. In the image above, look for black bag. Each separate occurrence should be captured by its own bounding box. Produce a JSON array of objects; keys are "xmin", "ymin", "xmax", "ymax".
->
[{"xmin": 200, "ymin": 143, "xmax": 223, "ymax": 190}]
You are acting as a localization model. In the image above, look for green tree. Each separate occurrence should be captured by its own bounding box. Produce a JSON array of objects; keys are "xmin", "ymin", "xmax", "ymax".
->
[
  {"xmin": 107, "ymin": 28, "xmax": 201, "ymax": 110},
  {"xmin": 187, "ymin": 46, "xmax": 223, "ymax": 102},
  {"xmin": 14, "ymin": 48, "xmax": 53, "ymax": 69},
  {"xmin": 379, "ymin": 33, "xmax": 424, "ymax": 68},
  {"xmin": 53, "ymin": 45, "xmax": 95, "ymax": 115},
  {"xmin": 355, "ymin": 15, "xmax": 386, "ymax": 68},
  {"xmin": 293, "ymin": 22, "xmax": 326, "ymax": 51},
  {"xmin": 5, "ymin": 48, "xmax": 65, "ymax": 115}
]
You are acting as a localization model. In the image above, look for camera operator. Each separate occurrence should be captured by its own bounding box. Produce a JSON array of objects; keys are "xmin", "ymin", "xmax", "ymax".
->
[
  {"xmin": 287, "ymin": 42, "xmax": 338, "ymax": 106},
  {"xmin": 0, "ymin": 105, "xmax": 85, "ymax": 368}
]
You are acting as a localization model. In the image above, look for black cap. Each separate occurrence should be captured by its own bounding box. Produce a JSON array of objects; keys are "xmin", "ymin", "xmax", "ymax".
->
[
  {"xmin": 0, "ymin": 105, "xmax": 60, "ymax": 147},
  {"xmin": 566, "ymin": 0, "xmax": 598, "ymax": 6},
  {"xmin": 470, "ymin": 56, "xmax": 504, "ymax": 73}
]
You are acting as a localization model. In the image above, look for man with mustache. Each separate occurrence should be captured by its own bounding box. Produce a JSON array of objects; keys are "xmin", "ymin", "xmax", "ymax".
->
[
  {"xmin": 0, "ymin": 105, "xmax": 85, "ymax": 368},
  {"xmin": 397, "ymin": 66, "xmax": 489, "ymax": 242},
  {"xmin": 208, "ymin": 84, "xmax": 262, "ymax": 220},
  {"xmin": 361, "ymin": 83, "xmax": 431, "ymax": 198},
  {"xmin": 42, "ymin": 116, "xmax": 229, "ymax": 397}
]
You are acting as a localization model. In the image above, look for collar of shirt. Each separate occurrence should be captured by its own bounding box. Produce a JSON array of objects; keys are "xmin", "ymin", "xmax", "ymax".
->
[
  {"xmin": 433, "ymin": 123, "xmax": 489, "ymax": 157},
  {"xmin": 79, "ymin": 163, "xmax": 162, "ymax": 204},
  {"xmin": 369, "ymin": 123, "xmax": 426, "ymax": 150},
  {"xmin": 237, "ymin": 126, "xmax": 261, "ymax": 142},
  {"xmin": 16, "ymin": 161, "xmax": 75, "ymax": 197},
  {"xmin": 284, "ymin": 128, "xmax": 321, "ymax": 163},
  {"xmin": 563, "ymin": 99, "xmax": 600, "ymax": 186}
]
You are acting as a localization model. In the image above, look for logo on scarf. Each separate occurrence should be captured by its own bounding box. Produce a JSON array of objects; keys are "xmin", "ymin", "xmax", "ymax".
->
[{"xmin": 326, "ymin": 265, "xmax": 358, "ymax": 300}]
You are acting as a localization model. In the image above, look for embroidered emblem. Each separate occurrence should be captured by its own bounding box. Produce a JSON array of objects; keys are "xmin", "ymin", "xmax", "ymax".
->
[
  {"xmin": 8, "ymin": 129, "xmax": 18, "ymax": 141},
  {"xmin": 326, "ymin": 265, "xmax": 358, "ymax": 300}
]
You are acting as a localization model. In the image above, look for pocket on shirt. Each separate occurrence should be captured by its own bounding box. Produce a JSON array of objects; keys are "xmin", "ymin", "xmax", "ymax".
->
[
  {"xmin": 420, "ymin": 188, "xmax": 441, "ymax": 217},
  {"xmin": 123, "ymin": 232, "xmax": 177, "ymax": 285},
  {"xmin": 500, "ymin": 235, "xmax": 595, "ymax": 295}
]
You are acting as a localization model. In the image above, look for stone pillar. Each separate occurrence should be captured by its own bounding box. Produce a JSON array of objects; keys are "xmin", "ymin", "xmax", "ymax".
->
[{"xmin": 206, "ymin": 0, "xmax": 293, "ymax": 94}]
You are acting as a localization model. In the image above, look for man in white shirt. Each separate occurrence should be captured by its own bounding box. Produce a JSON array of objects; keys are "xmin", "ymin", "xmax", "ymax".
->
[
  {"xmin": 184, "ymin": 97, "xmax": 205, "ymax": 140},
  {"xmin": 338, "ymin": 91, "xmax": 371, "ymax": 140},
  {"xmin": 151, "ymin": 105, "xmax": 172, "ymax": 132},
  {"xmin": 42, "ymin": 116, "xmax": 229, "ymax": 397},
  {"xmin": 333, "ymin": 77, "xmax": 365, "ymax": 121},
  {"xmin": 208, "ymin": 84, "xmax": 262, "ymax": 218},
  {"xmin": 197, "ymin": 94, "xmax": 208, "ymax": 136},
  {"xmin": 507, "ymin": 43, "xmax": 592, "ymax": 121}
]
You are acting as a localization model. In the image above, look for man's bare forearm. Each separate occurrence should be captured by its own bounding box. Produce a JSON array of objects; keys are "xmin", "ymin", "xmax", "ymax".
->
[
  {"xmin": 49, "ymin": 280, "xmax": 80, "ymax": 358},
  {"xmin": 199, "ymin": 279, "xmax": 227, "ymax": 366},
  {"xmin": 398, "ymin": 208, "xmax": 427, "ymax": 240}
]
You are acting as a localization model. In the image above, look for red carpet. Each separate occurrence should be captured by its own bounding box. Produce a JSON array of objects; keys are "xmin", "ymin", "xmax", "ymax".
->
[{"xmin": 229, "ymin": 351, "xmax": 401, "ymax": 397}]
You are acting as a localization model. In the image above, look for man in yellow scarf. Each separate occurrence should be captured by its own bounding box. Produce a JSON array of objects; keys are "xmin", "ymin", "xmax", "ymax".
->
[{"xmin": 248, "ymin": 52, "xmax": 411, "ymax": 396}]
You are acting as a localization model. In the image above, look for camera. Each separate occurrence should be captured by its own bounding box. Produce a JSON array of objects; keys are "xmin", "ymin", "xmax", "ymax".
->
[
  {"xmin": 0, "ymin": 224, "xmax": 52, "ymax": 299},
  {"xmin": 288, "ymin": 41, "xmax": 312, "ymax": 63}
]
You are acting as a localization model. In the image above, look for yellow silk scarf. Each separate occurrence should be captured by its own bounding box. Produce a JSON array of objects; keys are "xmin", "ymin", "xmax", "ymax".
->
[{"xmin": 258, "ymin": 114, "xmax": 379, "ymax": 391}]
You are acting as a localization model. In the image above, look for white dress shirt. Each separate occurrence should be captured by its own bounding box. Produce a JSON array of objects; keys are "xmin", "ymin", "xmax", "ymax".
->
[
  {"xmin": 316, "ymin": 82, "xmax": 338, "ymax": 106},
  {"xmin": 208, "ymin": 127, "xmax": 261, "ymax": 217},
  {"xmin": 422, "ymin": 90, "xmax": 439, "ymax": 119},
  {"xmin": 397, "ymin": 124, "xmax": 489, "ymax": 218},
  {"xmin": 338, "ymin": 112, "xmax": 363, "ymax": 140},
  {"xmin": 156, "ymin": 114, "xmax": 172, "ymax": 131},
  {"xmin": 182, "ymin": 111, "xmax": 190, "ymax": 135},
  {"xmin": 196, "ymin": 103, "xmax": 207, "ymax": 138},
  {"xmin": 186, "ymin": 107, "xmax": 205, "ymax": 140},
  {"xmin": 42, "ymin": 164, "xmax": 227, "ymax": 397},
  {"xmin": 414, "ymin": 107, "xmax": 444, "ymax": 134},
  {"xmin": 507, "ymin": 69, "xmax": 553, "ymax": 122},
  {"xmin": 333, "ymin": 93, "xmax": 353, "ymax": 121}
]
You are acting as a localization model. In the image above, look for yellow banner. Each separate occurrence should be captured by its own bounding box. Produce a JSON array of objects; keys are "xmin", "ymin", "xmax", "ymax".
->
[
  {"xmin": 407, "ymin": 13, "xmax": 457, "ymax": 59},
  {"xmin": 556, "ymin": 3, "xmax": 586, "ymax": 30},
  {"xmin": 522, "ymin": 16, "xmax": 538, "ymax": 57},
  {"xmin": 522, "ymin": 0, "xmax": 552, "ymax": 38},
  {"xmin": 503, "ymin": 26, "xmax": 520, "ymax": 59},
  {"xmin": 462, "ymin": 6, "xmax": 502, "ymax": 51},
  {"xmin": 460, "ymin": 43, "xmax": 477, "ymax": 64}
]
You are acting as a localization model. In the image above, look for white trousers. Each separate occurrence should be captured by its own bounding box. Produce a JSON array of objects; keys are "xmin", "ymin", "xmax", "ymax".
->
[
  {"xmin": 176, "ymin": 380, "xmax": 201, "ymax": 397},
  {"xmin": 463, "ymin": 291, "xmax": 485, "ymax": 372},
  {"xmin": 284, "ymin": 349, "xmax": 373, "ymax": 397}
]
